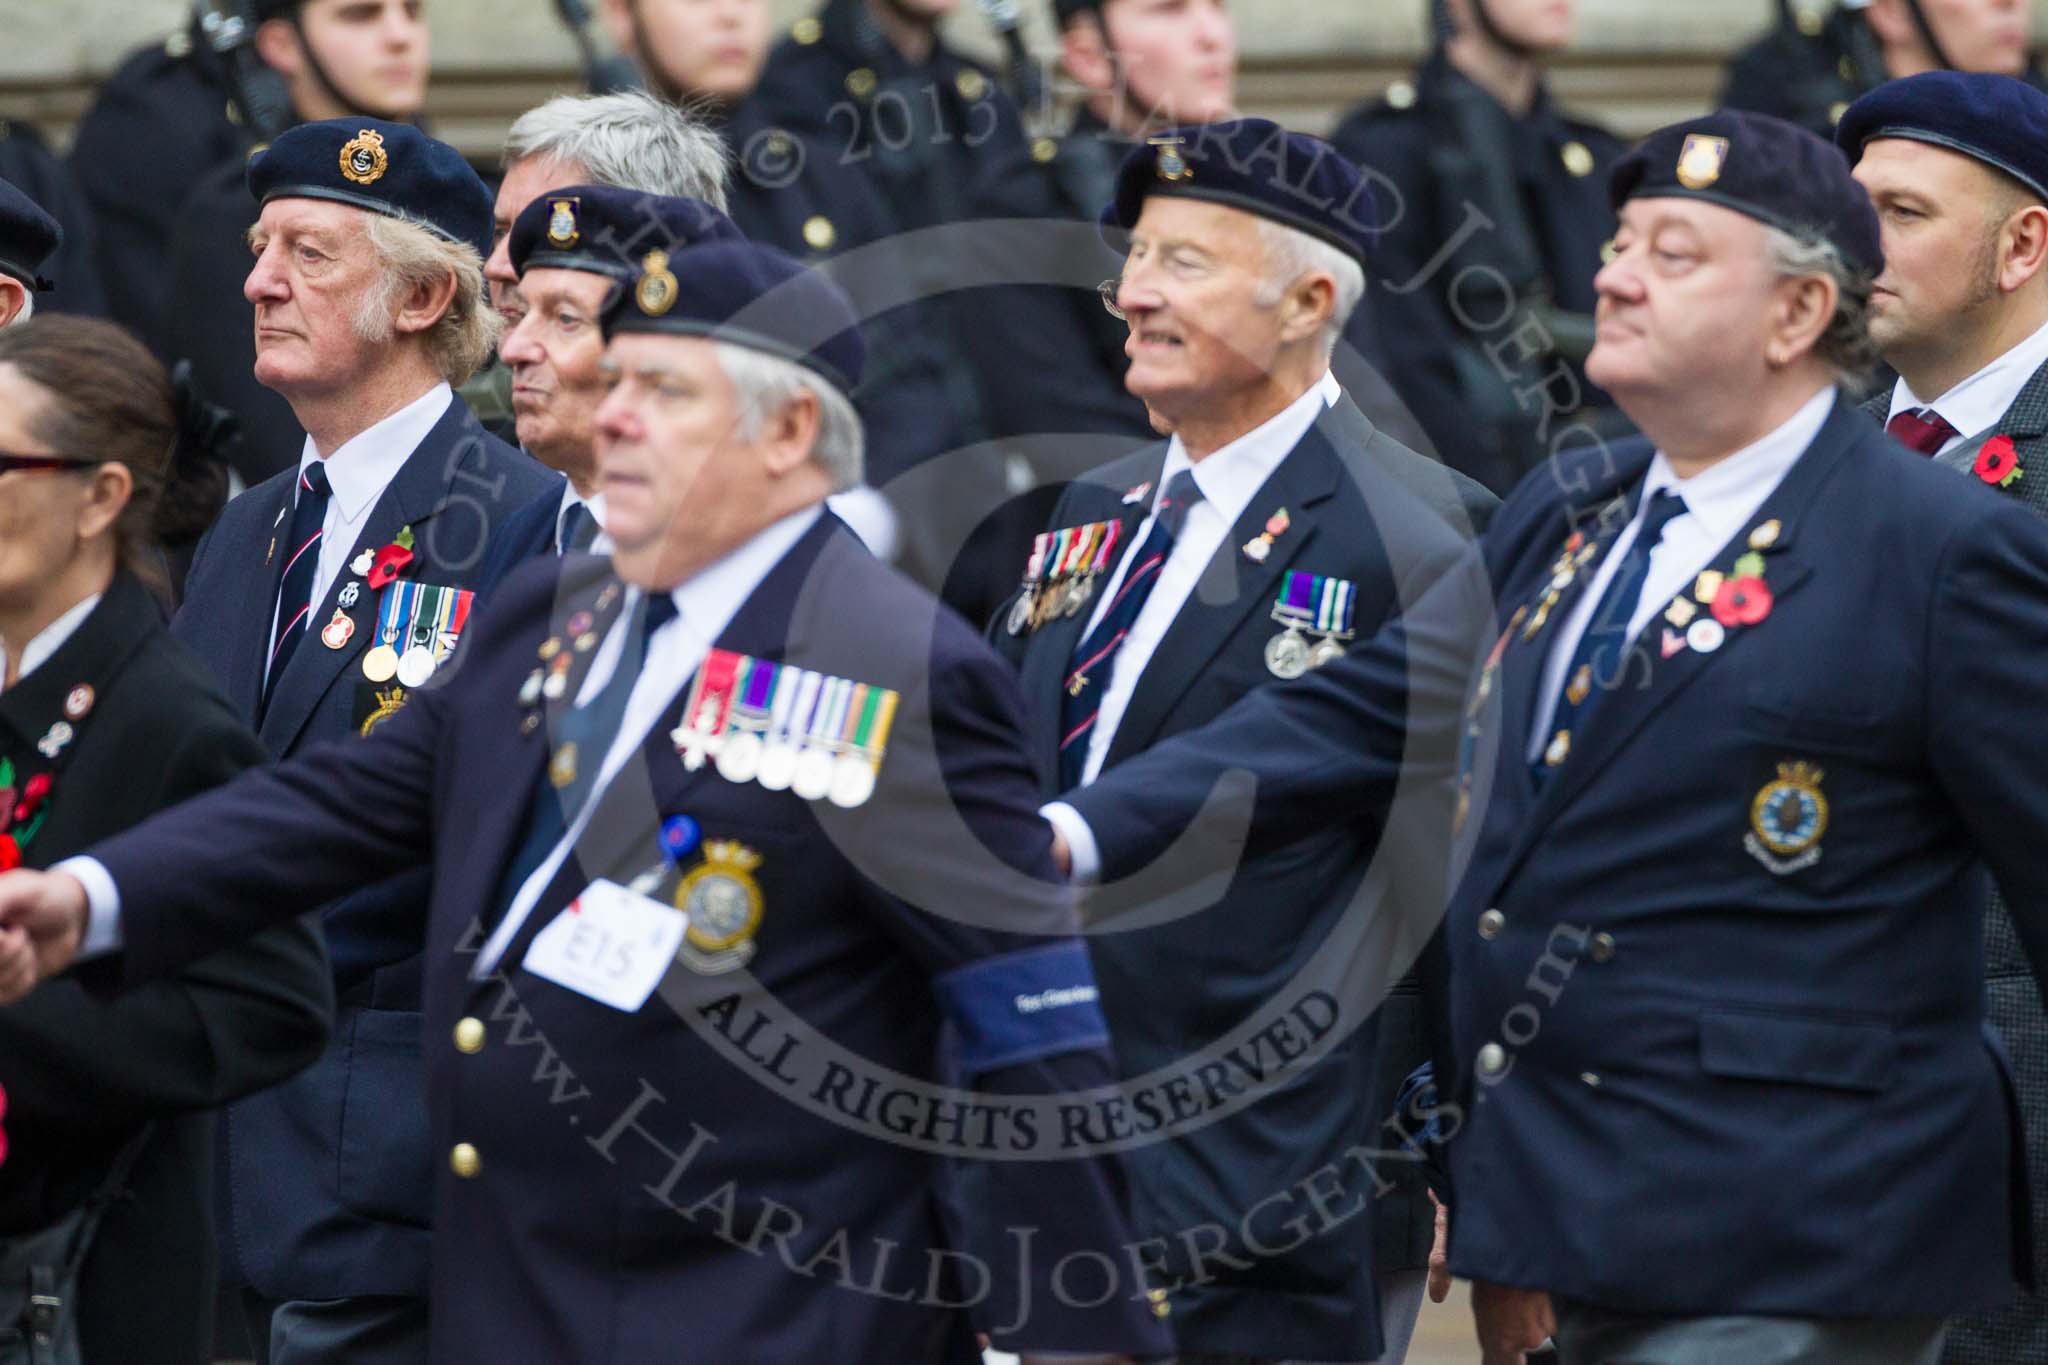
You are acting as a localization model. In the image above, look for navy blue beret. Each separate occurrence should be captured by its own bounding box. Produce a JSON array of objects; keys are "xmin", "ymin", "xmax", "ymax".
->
[
  {"xmin": 1837, "ymin": 71, "xmax": 2048, "ymax": 202},
  {"xmin": 247, "ymin": 117, "xmax": 494, "ymax": 260},
  {"xmin": 601, "ymin": 240, "xmax": 865, "ymax": 393},
  {"xmin": 1609, "ymin": 110, "xmax": 1882, "ymax": 276},
  {"xmin": 0, "ymin": 176, "xmax": 60, "ymax": 293},
  {"xmin": 509, "ymin": 185, "xmax": 742, "ymax": 281},
  {"xmin": 1100, "ymin": 117, "xmax": 1378, "ymax": 264}
]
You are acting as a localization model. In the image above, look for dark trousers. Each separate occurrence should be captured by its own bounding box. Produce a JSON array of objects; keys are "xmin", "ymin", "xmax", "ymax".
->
[
  {"xmin": 1552, "ymin": 1299, "xmax": 1947, "ymax": 1365},
  {"xmin": 239, "ymin": 1290, "xmax": 428, "ymax": 1365}
]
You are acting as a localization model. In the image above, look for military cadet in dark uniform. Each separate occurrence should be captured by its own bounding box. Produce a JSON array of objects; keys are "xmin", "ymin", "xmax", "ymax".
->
[
  {"xmin": 0, "ymin": 126, "xmax": 106, "ymax": 319},
  {"xmin": 1722, "ymin": 0, "xmax": 2043, "ymax": 140},
  {"xmin": 0, "ymin": 179, "xmax": 62, "ymax": 330},
  {"xmin": 1331, "ymin": 0, "xmax": 1629, "ymax": 498},
  {"xmin": 0, "ymin": 314, "xmax": 329, "ymax": 1365},
  {"xmin": 157, "ymin": 0, "xmax": 434, "ymax": 485},
  {"xmin": 0, "ymin": 237, "xmax": 1172, "ymax": 1365},
  {"xmin": 1046, "ymin": 109, "xmax": 2048, "ymax": 1364}
]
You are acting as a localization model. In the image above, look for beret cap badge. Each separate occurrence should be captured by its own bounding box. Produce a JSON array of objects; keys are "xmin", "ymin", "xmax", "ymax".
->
[
  {"xmin": 1149, "ymin": 135, "xmax": 1193, "ymax": 184},
  {"xmin": 637, "ymin": 249, "xmax": 679, "ymax": 316},
  {"xmin": 339, "ymin": 128, "xmax": 390, "ymax": 186},
  {"xmin": 547, "ymin": 198, "xmax": 580, "ymax": 248},
  {"xmin": 1675, "ymin": 133, "xmax": 1729, "ymax": 190}
]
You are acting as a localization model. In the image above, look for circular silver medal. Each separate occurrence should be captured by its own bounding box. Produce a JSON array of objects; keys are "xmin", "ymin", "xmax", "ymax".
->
[
  {"xmin": 1005, "ymin": 593, "xmax": 1034, "ymax": 637},
  {"xmin": 1309, "ymin": 636, "xmax": 1347, "ymax": 669},
  {"xmin": 1063, "ymin": 578, "xmax": 1092, "ymax": 617},
  {"xmin": 829, "ymin": 754, "xmax": 878, "ymax": 809},
  {"xmin": 396, "ymin": 645, "xmax": 437, "ymax": 688},
  {"xmin": 1264, "ymin": 629, "xmax": 1311, "ymax": 680},
  {"xmin": 542, "ymin": 670, "xmax": 568, "ymax": 701},
  {"xmin": 757, "ymin": 740, "xmax": 798, "ymax": 791},
  {"xmin": 793, "ymin": 746, "xmax": 836, "ymax": 801},
  {"xmin": 716, "ymin": 730, "xmax": 764, "ymax": 784},
  {"xmin": 518, "ymin": 670, "xmax": 543, "ymax": 707}
]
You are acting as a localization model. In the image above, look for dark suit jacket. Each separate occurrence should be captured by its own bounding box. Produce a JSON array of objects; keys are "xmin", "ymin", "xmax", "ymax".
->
[
  {"xmin": 83, "ymin": 514, "xmax": 1171, "ymax": 1363},
  {"xmin": 1062, "ymin": 393, "xmax": 2048, "ymax": 1317},
  {"xmin": 0, "ymin": 571, "xmax": 330, "ymax": 1363},
  {"xmin": 1864, "ymin": 367, "xmax": 2048, "ymax": 1364},
  {"xmin": 170, "ymin": 392, "xmax": 555, "ymax": 1300},
  {"xmin": 473, "ymin": 477, "xmax": 569, "ymax": 596},
  {"xmin": 990, "ymin": 399, "xmax": 1490, "ymax": 1357}
]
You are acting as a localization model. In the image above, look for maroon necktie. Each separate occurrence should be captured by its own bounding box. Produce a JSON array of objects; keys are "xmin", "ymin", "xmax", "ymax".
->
[{"xmin": 1886, "ymin": 407, "xmax": 1959, "ymax": 457}]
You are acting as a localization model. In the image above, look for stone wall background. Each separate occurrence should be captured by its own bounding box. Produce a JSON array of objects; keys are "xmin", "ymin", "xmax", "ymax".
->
[{"xmin": 3, "ymin": 0, "xmax": 2045, "ymax": 156}]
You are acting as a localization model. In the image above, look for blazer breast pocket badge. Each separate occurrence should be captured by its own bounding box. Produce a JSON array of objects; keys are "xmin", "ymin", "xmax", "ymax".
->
[{"xmin": 1745, "ymin": 760, "xmax": 1828, "ymax": 875}]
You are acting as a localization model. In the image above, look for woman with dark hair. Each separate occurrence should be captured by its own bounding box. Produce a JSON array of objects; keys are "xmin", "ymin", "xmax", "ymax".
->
[{"xmin": 0, "ymin": 315, "xmax": 331, "ymax": 1362}]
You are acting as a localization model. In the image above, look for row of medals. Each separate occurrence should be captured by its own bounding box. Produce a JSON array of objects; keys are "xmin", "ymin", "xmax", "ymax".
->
[
  {"xmin": 356, "ymin": 587, "xmax": 455, "ymax": 689},
  {"xmin": 695, "ymin": 719, "xmax": 880, "ymax": 810},
  {"xmin": 1007, "ymin": 565, "xmax": 1106, "ymax": 637},
  {"xmin": 1265, "ymin": 611, "xmax": 1350, "ymax": 680}
]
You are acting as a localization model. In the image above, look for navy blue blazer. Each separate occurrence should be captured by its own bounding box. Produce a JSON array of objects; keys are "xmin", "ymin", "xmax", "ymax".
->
[
  {"xmin": 1061, "ymin": 394, "xmax": 2048, "ymax": 1319},
  {"xmin": 991, "ymin": 400, "xmax": 1492, "ymax": 1355},
  {"xmin": 169, "ymin": 392, "xmax": 556, "ymax": 1300},
  {"xmin": 87, "ymin": 513, "xmax": 1170, "ymax": 1363},
  {"xmin": 473, "ymin": 477, "xmax": 568, "ymax": 596}
]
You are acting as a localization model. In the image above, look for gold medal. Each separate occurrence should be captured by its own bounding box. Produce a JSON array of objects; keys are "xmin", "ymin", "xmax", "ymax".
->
[
  {"xmin": 362, "ymin": 645, "xmax": 400, "ymax": 683},
  {"xmin": 549, "ymin": 742, "xmax": 578, "ymax": 789}
]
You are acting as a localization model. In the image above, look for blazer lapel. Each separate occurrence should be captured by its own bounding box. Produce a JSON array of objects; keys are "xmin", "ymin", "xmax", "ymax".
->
[
  {"xmin": 1486, "ymin": 397, "xmax": 1862, "ymax": 898},
  {"xmin": 224, "ymin": 482, "xmax": 298, "ymax": 721},
  {"xmin": 260, "ymin": 401, "xmax": 478, "ymax": 754},
  {"xmin": 1945, "ymin": 355, "xmax": 2048, "ymax": 477},
  {"xmin": 1097, "ymin": 420, "xmax": 1342, "ymax": 770}
]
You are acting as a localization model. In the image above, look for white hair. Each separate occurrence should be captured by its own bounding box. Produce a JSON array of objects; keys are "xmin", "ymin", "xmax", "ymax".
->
[
  {"xmin": 712, "ymin": 341, "xmax": 865, "ymax": 493},
  {"xmin": 352, "ymin": 213, "xmax": 501, "ymax": 386},
  {"xmin": 1252, "ymin": 218, "xmax": 1366, "ymax": 356},
  {"xmin": 503, "ymin": 91, "xmax": 732, "ymax": 211}
]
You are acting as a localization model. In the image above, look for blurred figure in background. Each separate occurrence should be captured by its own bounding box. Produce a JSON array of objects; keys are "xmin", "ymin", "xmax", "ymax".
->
[
  {"xmin": 0, "ymin": 314, "xmax": 329, "ymax": 1365},
  {"xmin": 0, "ymin": 124, "xmax": 105, "ymax": 320},
  {"xmin": 1332, "ymin": 0, "xmax": 1628, "ymax": 497},
  {"xmin": 1722, "ymin": 0, "xmax": 2040, "ymax": 139}
]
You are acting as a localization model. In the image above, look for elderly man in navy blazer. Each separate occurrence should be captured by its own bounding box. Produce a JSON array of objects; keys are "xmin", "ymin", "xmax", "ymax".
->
[
  {"xmin": 1032, "ymin": 110, "xmax": 2048, "ymax": 1364},
  {"xmin": 165, "ymin": 118, "xmax": 555, "ymax": 1364},
  {"xmin": 0, "ymin": 233, "xmax": 1169, "ymax": 1365},
  {"xmin": 998, "ymin": 117, "xmax": 1493, "ymax": 1365}
]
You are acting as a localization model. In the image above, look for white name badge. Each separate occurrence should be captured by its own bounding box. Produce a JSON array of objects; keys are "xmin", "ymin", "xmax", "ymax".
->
[{"xmin": 522, "ymin": 879, "xmax": 688, "ymax": 1012}]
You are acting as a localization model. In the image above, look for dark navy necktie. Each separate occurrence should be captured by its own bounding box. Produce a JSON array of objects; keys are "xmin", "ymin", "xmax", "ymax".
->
[
  {"xmin": 486, "ymin": 592, "xmax": 679, "ymax": 927},
  {"xmin": 1058, "ymin": 469, "xmax": 1202, "ymax": 791},
  {"xmin": 264, "ymin": 461, "xmax": 332, "ymax": 709},
  {"xmin": 1532, "ymin": 488, "xmax": 1689, "ymax": 789},
  {"xmin": 558, "ymin": 501, "xmax": 598, "ymax": 554},
  {"xmin": 1885, "ymin": 407, "xmax": 1958, "ymax": 457}
]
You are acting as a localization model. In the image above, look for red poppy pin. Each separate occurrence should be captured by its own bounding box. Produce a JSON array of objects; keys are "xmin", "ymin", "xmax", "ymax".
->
[
  {"xmin": 13, "ymin": 773, "xmax": 50, "ymax": 825},
  {"xmin": 0, "ymin": 836, "xmax": 17, "ymax": 872},
  {"xmin": 1711, "ymin": 576, "xmax": 1773, "ymax": 629},
  {"xmin": 1975, "ymin": 436, "xmax": 2024, "ymax": 490},
  {"xmin": 353, "ymin": 525, "xmax": 418, "ymax": 590}
]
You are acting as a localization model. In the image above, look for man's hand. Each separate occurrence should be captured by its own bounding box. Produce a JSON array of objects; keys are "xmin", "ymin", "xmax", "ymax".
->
[
  {"xmin": 1472, "ymin": 1280, "xmax": 1555, "ymax": 1365},
  {"xmin": 1048, "ymin": 824, "xmax": 1073, "ymax": 879},
  {"xmin": 0, "ymin": 870, "xmax": 88, "ymax": 1003},
  {"xmin": 1427, "ymin": 1189, "xmax": 1452, "ymax": 1303}
]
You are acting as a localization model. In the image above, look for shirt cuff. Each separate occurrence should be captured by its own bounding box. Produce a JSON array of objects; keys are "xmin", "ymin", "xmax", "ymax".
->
[
  {"xmin": 54, "ymin": 856, "xmax": 123, "ymax": 958},
  {"xmin": 1039, "ymin": 802, "xmax": 1101, "ymax": 887}
]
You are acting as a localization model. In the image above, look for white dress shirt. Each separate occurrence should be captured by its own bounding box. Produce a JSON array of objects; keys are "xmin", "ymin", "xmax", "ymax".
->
[
  {"xmin": 0, "ymin": 593, "xmax": 101, "ymax": 694},
  {"xmin": 1043, "ymin": 373, "xmax": 1340, "ymax": 881},
  {"xmin": 1526, "ymin": 384, "xmax": 1832, "ymax": 758},
  {"xmin": 555, "ymin": 481, "xmax": 611, "ymax": 555},
  {"xmin": 71, "ymin": 503, "xmax": 824, "ymax": 966},
  {"xmin": 268, "ymin": 383, "xmax": 453, "ymax": 675},
  {"xmin": 1887, "ymin": 314, "xmax": 2048, "ymax": 456}
]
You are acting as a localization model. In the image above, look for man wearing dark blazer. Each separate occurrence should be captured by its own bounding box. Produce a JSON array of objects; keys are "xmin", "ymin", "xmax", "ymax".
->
[
  {"xmin": 0, "ymin": 236, "xmax": 1168, "ymax": 1365},
  {"xmin": 1041, "ymin": 111, "xmax": 2048, "ymax": 1364},
  {"xmin": 1840, "ymin": 71, "xmax": 2048, "ymax": 1365},
  {"xmin": 999, "ymin": 119, "xmax": 1493, "ymax": 1365},
  {"xmin": 166, "ymin": 119, "xmax": 554, "ymax": 1364}
]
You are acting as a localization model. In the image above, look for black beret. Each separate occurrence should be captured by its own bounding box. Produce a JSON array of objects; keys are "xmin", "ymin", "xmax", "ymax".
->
[
  {"xmin": 509, "ymin": 185, "xmax": 742, "ymax": 281},
  {"xmin": 247, "ymin": 118, "xmax": 494, "ymax": 260},
  {"xmin": 1100, "ymin": 117, "xmax": 1378, "ymax": 264},
  {"xmin": 1837, "ymin": 71, "xmax": 2048, "ymax": 202},
  {"xmin": 1608, "ymin": 110, "xmax": 1882, "ymax": 276},
  {"xmin": 601, "ymin": 240, "xmax": 865, "ymax": 393},
  {"xmin": 1053, "ymin": 0, "xmax": 1101, "ymax": 21},
  {"xmin": 0, "ymin": 176, "xmax": 60, "ymax": 293}
]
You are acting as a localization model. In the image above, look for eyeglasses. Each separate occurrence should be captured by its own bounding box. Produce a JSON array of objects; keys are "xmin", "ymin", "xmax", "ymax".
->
[{"xmin": 0, "ymin": 452, "xmax": 99, "ymax": 477}]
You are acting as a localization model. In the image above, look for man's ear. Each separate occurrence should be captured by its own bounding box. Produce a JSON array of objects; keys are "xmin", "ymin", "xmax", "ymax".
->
[
  {"xmin": 0, "ymin": 280, "xmax": 26, "ymax": 329},
  {"xmin": 1278, "ymin": 272, "xmax": 1337, "ymax": 346},
  {"xmin": 1999, "ymin": 203, "xmax": 2048, "ymax": 295},
  {"xmin": 254, "ymin": 16, "xmax": 305, "ymax": 78},
  {"xmin": 1061, "ymin": 12, "xmax": 1115, "ymax": 95},
  {"xmin": 392, "ymin": 268, "xmax": 461, "ymax": 338},
  {"xmin": 762, "ymin": 388, "xmax": 823, "ymax": 479}
]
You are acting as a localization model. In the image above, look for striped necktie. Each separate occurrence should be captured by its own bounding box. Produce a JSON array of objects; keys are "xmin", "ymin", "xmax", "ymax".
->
[
  {"xmin": 264, "ymin": 461, "xmax": 332, "ymax": 708},
  {"xmin": 1057, "ymin": 469, "xmax": 1202, "ymax": 791}
]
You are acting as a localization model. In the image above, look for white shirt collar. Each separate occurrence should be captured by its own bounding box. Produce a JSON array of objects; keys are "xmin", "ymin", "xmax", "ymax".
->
[
  {"xmin": 555, "ymin": 480, "xmax": 608, "ymax": 551},
  {"xmin": 1888, "ymin": 314, "xmax": 2048, "ymax": 438},
  {"xmin": 1641, "ymin": 385, "xmax": 1835, "ymax": 542},
  {"xmin": 639, "ymin": 504, "xmax": 822, "ymax": 643},
  {"xmin": 297, "ymin": 383, "xmax": 453, "ymax": 522},
  {"xmin": 0, "ymin": 593, "xmax": 101, "ymax": 694},
  {"xmin": 1159, "ymin": 372, "xmax": 1336, "ymax": 525}
]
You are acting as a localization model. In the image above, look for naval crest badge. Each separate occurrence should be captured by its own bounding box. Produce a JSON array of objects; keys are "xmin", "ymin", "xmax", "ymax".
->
[
  {"xmin": 547, "ymin": 197, "xmax": 581, "ymax": 248},
  {"xmin": 339, "ymin": 128, "xmax": 389, "ymax": 186},
  {"xmin": 1745, "ymin": 760, "xmax": 1828, "ymax": 875},
  {"xmin": 1675, "ymin": 133, "xmax": 1729, "ymax": 190},
  {"xmin": 637, "ymin": 250, "xmax": 679, "ymax": 316},
  {"xmin": 676, "ymin": 839, "xmax": 765, "ymax": 973},
  {"xmin": 1149, "ymin": 135, "xmax": 1192, "ymax": 183}
]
